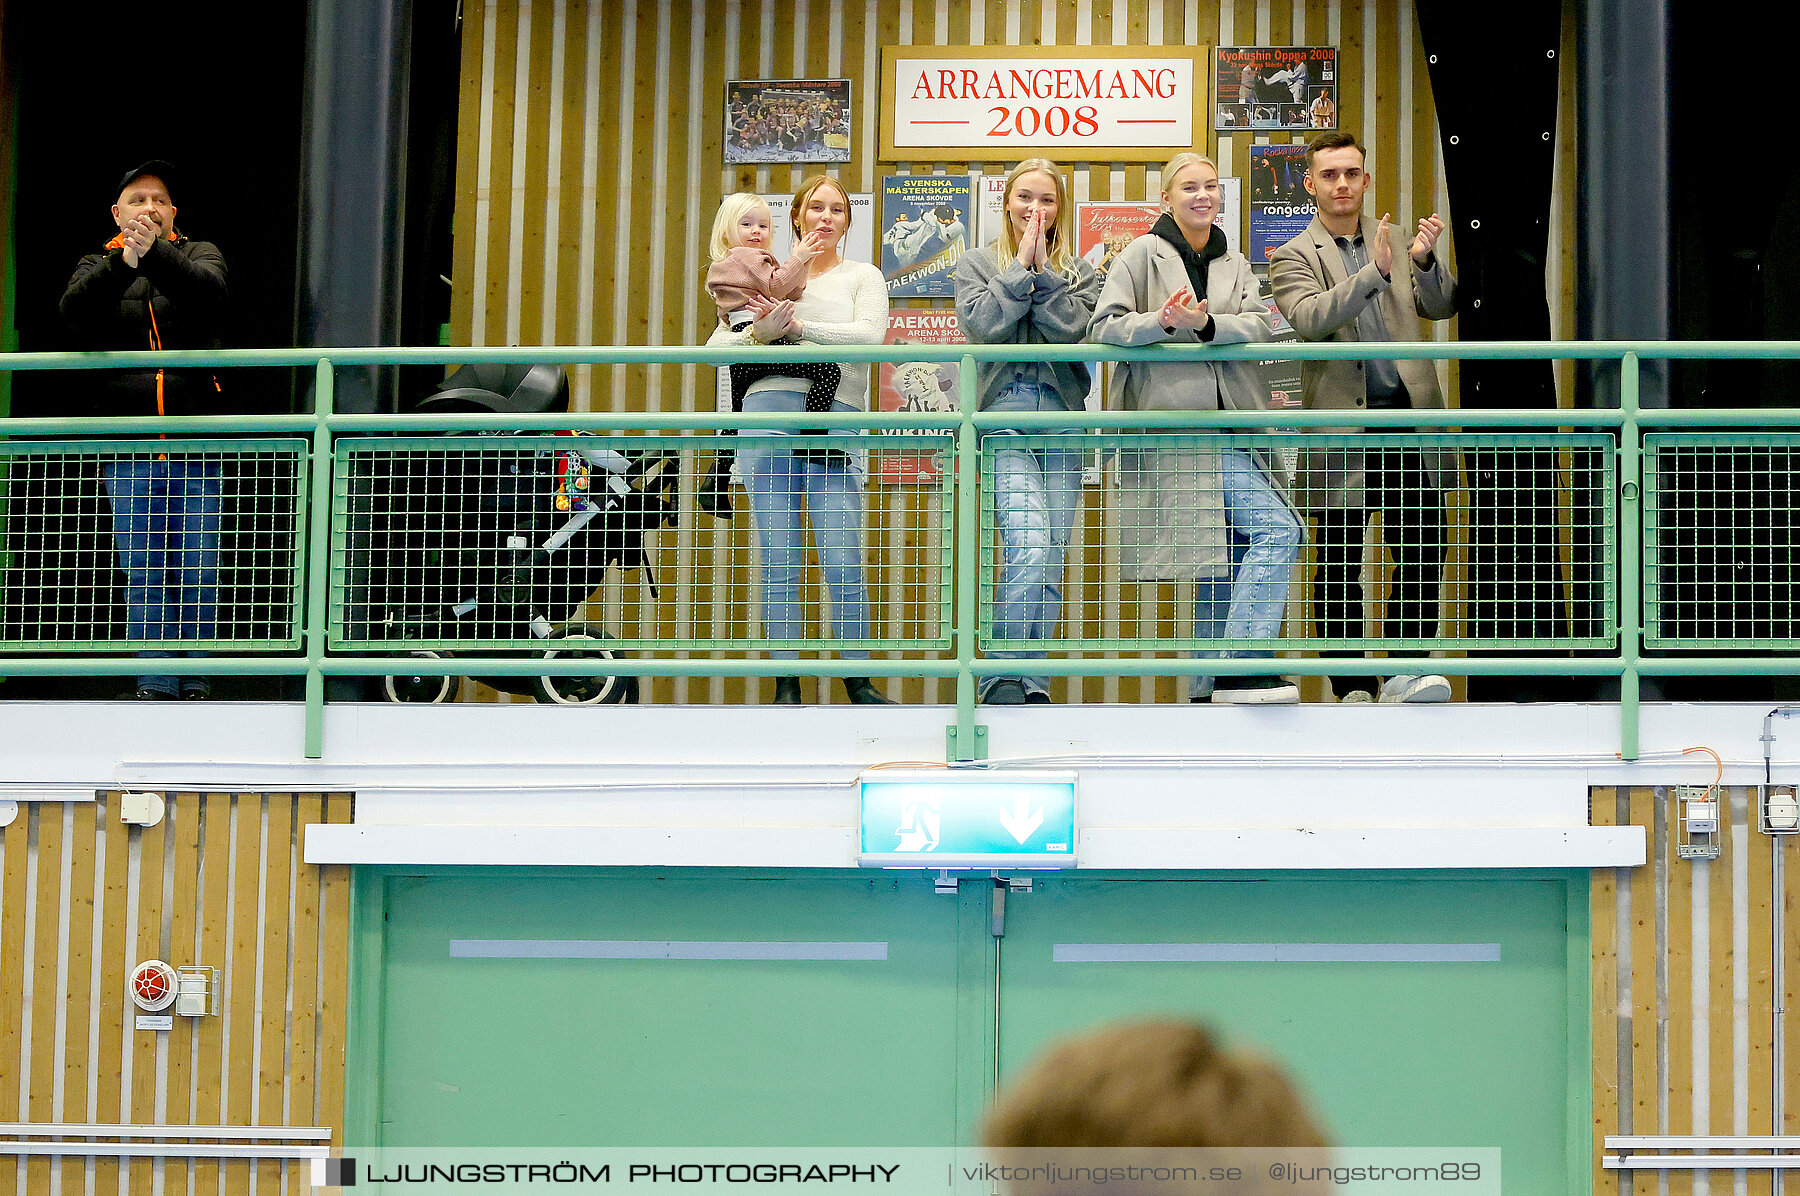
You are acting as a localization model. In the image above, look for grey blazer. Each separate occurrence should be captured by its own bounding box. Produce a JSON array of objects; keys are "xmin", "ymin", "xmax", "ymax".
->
[
  {"xmin": 1087, "ymin": 233, "xmax": 1273, "ymax": 414},
  {"xmin": 1269, "ymin": 215, "xmax": 1458, "ymax": 509},
  {"xmin": 1088, "ymin": 232, "xmax": 1296, "ymax": 580}
]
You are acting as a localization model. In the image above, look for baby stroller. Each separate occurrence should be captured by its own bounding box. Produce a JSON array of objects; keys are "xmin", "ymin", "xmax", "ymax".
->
[{"xmin": 364, "ymin": 363, "xmax": 678, "ymax": 703}]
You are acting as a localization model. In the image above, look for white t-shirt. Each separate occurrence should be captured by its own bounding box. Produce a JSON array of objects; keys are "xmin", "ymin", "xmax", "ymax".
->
[{"xmin": 705, "ymin": 258, "xmax": 888, "ymax": 409}]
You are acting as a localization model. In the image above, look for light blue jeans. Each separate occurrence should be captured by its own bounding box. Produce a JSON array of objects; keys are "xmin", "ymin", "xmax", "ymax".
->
[
  {"xmin": 1188, "ymin": 448, "xmax": 1302, "ymax": 699},
  {"xmin": 737, "ymin": 388, "xmax": 869, "ymax": 660},
  {"xmin": 984, "ymin": 422, "xmax": 1083, "ymax": 700},
  {"xmin": 103, "ymin": 455, "xmax": 223, "ymax": 697}
]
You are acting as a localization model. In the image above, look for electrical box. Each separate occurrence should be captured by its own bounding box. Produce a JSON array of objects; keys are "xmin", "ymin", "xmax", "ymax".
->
[
  {"xmin": 1763, "ymin": 785, "xmax": 1800, "ymax": 835},
  {"xmin": 1674, "ymin": 785, "xmax": 1721, "ymax": 860},
  {"xmin": 174, "ymin": 965, "xmax": 218, "ymax": 1016}
]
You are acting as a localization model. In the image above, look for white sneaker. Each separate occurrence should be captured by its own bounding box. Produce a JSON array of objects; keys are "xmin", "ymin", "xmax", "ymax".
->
[
  {"xmin": 1378, "ymin": 674, "xmax": 1452, "ymax": 704},
  {"xmin": 1210, "ymin": 676, "xmax": 1300, "ymax": 705},
  {"xmin": 1338, "ymin": 688, "xmax": 1375, "ymax": 704}
]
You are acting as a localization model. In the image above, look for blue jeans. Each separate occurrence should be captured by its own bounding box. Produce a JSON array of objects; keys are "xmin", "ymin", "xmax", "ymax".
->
[
  {"xmin": 1188, "ymin": 448, "xmax": 1302, "ymax": 699},
  {"xmin": 737, "ymin": 389, "xmax": 869, "ymax": 661},
  {"xmin": 104, "ymin": 456, "xmax": 223, "ymax": 696},
  {"xmin": 985, "ymin": 433, "xmax": 1082, "ymax": 699}
]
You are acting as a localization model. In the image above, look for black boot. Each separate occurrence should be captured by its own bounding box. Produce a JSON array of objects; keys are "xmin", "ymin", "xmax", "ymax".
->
[
  {"xmin": 771, "ymin": 676, "xmax": 803, "ymax": 705},
  {"xmin": 842, "ymin": 676, "xmax": 894, "ymax": 705}
]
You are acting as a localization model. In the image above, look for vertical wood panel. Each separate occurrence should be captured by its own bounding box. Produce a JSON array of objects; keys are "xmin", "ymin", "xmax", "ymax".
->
[
  {"xmin": 515, "ymin": 0, "xmax": 558, "ymax": 348},
  {"xmin": 58, "ymin": 801, "xmax": 96, "ymax": 1196},
  {"xmin": 128, "ymin": 808, "xmax": 167, "ymax": 1194},
  {"xmin": 1748, "ymin": 809, "xmax": 1775, "ymax": 1196},
  {"xmin": 25, "ymin": 802, "xmax": 63, "ymax": 1196},
  {"xmin": 1666, "ymin": 790, "xmax": 1693, "ymax": 1195},
  {"xmin": 162, "ymin": 793, "xmax": 203, "ymax": 1196},
  {"xmin": 483, "ymin": 6, "xmax": 524, "ymax": 347},
  {"xmin": 1785, "ymin": 836, "xmax": 1800, "ymax": 1135},
  {"xmin": 256, "ymin": 796, "xmax": 296, "ymax": 1192},
  {"xmin": 0, "ymin": 805, "xmax": 29, "ymax": 1192},
  {"xmin": 1710, "ymin": 793, "xmax": 1735, "ymax": 1147},
  {"xmin": 90, "ymin": 796, "xmax": 130, "ymax": 1195},
  {"xmin": 192, "ymin": 791, "xmax": 233, "ymax": 1194},
  {"xmin": 450, "ymin": 4, "xmax": 487, "ymax": 346},
  {"xmin": 285, "ymin": 794, "xmax": 327, "ymax": 1190},
  {"xmin": 223, "ymin": 795, "xmax": 262, "ymax": 1196},
  {"xmin": 317, "ymin": 792, "xmax": 357, "ymax": 1145},
  {"xmin": 1627, "ymin": 786, "xmax": 1657, "ymax": 1189},
  {"xmin": 1590, "ymin": 788, "xmax": 1619, "ymax": 1195},
  {"xmin": 555, "ymin": 2, "xmax": 592, "ymax": 348}
]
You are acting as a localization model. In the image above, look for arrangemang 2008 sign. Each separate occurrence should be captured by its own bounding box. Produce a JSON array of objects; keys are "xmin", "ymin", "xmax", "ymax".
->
[{"xmin": 881, "ymin": 46, "xmax": 1210, "ymax": 162}]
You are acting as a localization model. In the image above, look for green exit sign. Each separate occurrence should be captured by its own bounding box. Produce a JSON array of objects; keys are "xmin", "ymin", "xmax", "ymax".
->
[{"xmin": 857, "ymin": 770, "xmax": 1078, "ymax": 868}]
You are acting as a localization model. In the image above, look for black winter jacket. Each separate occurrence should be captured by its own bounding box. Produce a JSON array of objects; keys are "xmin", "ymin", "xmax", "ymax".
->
[{"xmin": 59, "ymin": 234, "xmax": 229, "ymax": 416}]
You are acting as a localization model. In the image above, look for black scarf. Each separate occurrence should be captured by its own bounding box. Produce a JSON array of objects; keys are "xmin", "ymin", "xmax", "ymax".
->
[{"xmin": 1150, "ymin": 213, "xmax": 1227, "ymax": 301}]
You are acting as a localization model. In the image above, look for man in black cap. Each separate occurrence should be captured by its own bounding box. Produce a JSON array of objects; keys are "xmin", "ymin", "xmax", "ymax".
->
[{"xmin": 60, "ymin": 161, "xmax": 230, "ymax": 700}]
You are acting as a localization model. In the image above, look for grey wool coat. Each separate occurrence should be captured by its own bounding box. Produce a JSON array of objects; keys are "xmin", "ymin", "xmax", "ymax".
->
[
  {"xmin": 953, "ymin": 245, "xmax": 1102, "ymax": 410},
  {"xmin": 1089, "ymin": 231, "xmax": 1298, "ymax": 580},
  {"xmin": 1268, "ymin": 214, "xmax": 1458, "ymax": 510}
]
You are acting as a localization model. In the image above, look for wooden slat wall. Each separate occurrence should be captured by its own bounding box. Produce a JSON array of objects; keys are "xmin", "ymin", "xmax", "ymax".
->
[
  {"xmin": 0, "ymin": 792, "xmax": 354, "ymax": 1195},
  {"xmin": 450, "ymin": 0, "xmax": 1578, "ymax": 706},
  {"xmin": 1591, "ymin": 785, "xmax": 1786, "ymax": 1193}
]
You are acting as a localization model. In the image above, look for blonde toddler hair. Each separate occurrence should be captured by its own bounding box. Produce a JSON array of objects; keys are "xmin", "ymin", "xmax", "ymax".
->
[{"xmin": 708, "ymin": 192, "xmax": 772, "ymax": 263}]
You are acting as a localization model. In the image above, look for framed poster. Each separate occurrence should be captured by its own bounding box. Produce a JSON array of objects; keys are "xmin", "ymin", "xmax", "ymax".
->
[
  {"xmin": 1213, "ymin": 46, "xmax": 1336, "ymax": 133},
  {"xmin": 875, "ymin": 309, "xmax": 965, "ymax": 484},
  {"xmin": 1247, "ymin": 144, "xmax": 1313, "ymax": 266},
  {"xmin": 974, "ymin": 173, "xmax": 1009, "ymax": 247},
  {"xmin": 725, "ymin": 79, "xmax": 853, "ymax": 164},
  {"xmin": 882, "ymin": 45, "xmax": 1210, "ymax": 162},
  {"xmin": 880, "ymin": 175, "xmax": 975, "ymax": 298}
]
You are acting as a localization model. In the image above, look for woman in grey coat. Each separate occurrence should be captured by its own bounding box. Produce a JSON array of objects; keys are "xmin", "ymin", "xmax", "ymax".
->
[
  {"xmin": 954, "ymin": 159, "xmax": 1102, "ymax": 705},
  {"xmin": 1089, "ymin": 152, "xmax": 1303, "ymax": 704}
]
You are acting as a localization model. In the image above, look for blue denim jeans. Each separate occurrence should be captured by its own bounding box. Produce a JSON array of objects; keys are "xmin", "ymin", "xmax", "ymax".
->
[
  {"xmin": 985, "ymin": 433, "xmax": 1082, "ymax": 699},
  {"xmin": 104, "ymin": 456, "xmax": 223, "ymax": 697},
  {"xmin": 1188, "ymin": 448, "xmax": 1302, "ymax": 699},
  {"xmin": 737, "ymin": 389, "xmax": 869, "ymax": 660}
]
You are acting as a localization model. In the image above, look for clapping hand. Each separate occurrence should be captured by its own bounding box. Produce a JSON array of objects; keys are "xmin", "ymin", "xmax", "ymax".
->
[
  {"xmin": 1410, "ymin": 214, "xmax": 1445, "ymax": 266},
  {"xmin": 744, "ymin": 294, "xmax": 799, "ymax": 342},
  {"xmin": 120, "ymin": 215, "xmax": 160, "ymax": 269},
  {"xmin": 1158, "ymin": 286, "xmax": 1211, "ymax": 334},
  {"xmin": 1015, "ymin": 208, "xmax": 1049, "ymax": 270},
  {"xmin": 1371, "ymin": 214, "xmax": 1395, "ymax": 277}
]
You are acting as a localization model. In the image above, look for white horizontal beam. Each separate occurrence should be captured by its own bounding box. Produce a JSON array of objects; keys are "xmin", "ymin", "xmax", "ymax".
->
[
  {"xmin": 1606, "ymin": 1137, "xmax": 1800, "ymax": 1150},
  {"xmin": 307, "ymin": 823, "xmax": 1644, "ymax": 869},
  {"xmin": 1604, "ymin": 1156, "xmax": 1800, "ymax": 1170},
  {"xmin": 306, "ymin": 824, "xmax": 857, "ymax": 867},
  {"xmin": 0, "ymin": 1123, "xmax": 331, "ymax": 1140},
  {"xmin": 0, "ymin": 1142, "xmax": 329, "ymax": 1160}
]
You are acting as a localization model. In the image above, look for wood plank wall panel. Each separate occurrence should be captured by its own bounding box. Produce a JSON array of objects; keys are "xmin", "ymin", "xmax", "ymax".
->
[
  {"xmin": 1592, "ymin": 786, "xmax": 1795, "ymax": 1192},
  {"xmin": 448, "ymin": 0, "xmax": 1501, "ymax": 706},
  {"xmin": 0, "ymin": 792, "xmax": 354, "ymax": 1195}
]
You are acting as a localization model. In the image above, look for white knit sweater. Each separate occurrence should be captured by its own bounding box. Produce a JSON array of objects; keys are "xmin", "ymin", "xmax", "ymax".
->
[{"xmin": 705, "ymin": 258, "xmax": 888, "ymax": 409}]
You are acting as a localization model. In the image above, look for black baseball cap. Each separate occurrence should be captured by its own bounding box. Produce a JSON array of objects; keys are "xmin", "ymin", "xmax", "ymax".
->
[{"xmin": 116, "ymin": 160, "xmax": 177, "ymax": 196}]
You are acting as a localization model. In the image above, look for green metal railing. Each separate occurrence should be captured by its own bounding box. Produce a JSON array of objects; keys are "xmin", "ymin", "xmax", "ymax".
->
[{"xmin": 2, "ymin": 341, "xmax": 1798, "ymax": 763}]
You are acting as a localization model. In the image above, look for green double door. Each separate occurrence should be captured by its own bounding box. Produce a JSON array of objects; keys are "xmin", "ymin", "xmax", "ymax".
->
[{"xmin": 363, "ymin": 870, "xmax": 1582, "ymax": 1186}]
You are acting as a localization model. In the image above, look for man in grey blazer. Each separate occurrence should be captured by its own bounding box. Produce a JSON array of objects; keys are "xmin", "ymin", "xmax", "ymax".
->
[{"xmin": 1269, "ymin": 132, "xmax": 1457, "ymax": 704}]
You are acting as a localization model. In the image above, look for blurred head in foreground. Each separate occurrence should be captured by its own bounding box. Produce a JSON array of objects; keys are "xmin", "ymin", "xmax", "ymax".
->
[
  {"xmin": 982, "ymin": 1018, "xmax": 1329, "ymax": 1148},
  {"xmin": 980, "ymin": 1020, "xmax": 1331, "ymax": 1196}
]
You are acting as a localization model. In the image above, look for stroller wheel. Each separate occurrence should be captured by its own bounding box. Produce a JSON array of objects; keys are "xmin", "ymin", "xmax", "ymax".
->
[
  {"xmin": 383, "ymin": 653, "xmax": 457, "ymax": 704},
  {"xmin": 533, "ymin": 627, "xmax": 638, "ymax": 705}
]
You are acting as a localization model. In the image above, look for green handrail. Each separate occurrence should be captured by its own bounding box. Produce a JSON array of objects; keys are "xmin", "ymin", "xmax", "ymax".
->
[{"xmin": 4, "ymin": 339, "xmax": 1800, "ymax": 762}]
